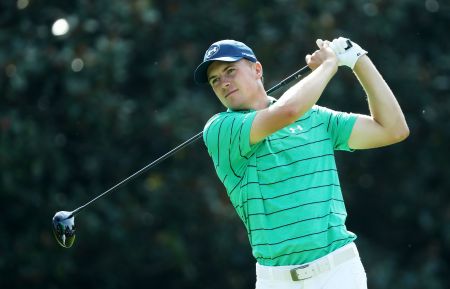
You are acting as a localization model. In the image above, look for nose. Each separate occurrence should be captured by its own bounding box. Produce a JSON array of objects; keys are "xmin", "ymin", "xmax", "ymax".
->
[{"xmin": 221, "ymin": 77, "xmax": 231, "ymax": 90}]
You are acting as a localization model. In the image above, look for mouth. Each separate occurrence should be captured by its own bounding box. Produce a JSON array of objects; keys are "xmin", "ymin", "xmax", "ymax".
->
[{"xmin": 224, "ymin": 89, "xmax": 238, "ymax": 98}]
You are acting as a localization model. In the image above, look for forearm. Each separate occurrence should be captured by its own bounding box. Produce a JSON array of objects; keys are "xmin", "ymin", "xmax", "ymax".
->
[
  {"xmin": 249, "ymin": 40, "xmax": 338, "ymax": 144},
  {"xmin": 250, "ymin": 60, "xmax": 337, "ymax": 144},
  {"xmin": 275, "ymin": 60, "xmax": 337, "ymax": 120},
  {"xmin": 353, "ymin": 55, "xmax": 409, "ymax": 137}
]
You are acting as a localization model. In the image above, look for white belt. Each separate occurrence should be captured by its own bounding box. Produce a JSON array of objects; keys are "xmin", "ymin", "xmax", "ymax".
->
[{"xmin": 256, "ymin": 242, "xmax": 359, "ymax": 282}]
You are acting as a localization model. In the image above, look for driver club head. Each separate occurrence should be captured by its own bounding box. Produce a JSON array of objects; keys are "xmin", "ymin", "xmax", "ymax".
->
[{"xmin": 52, "ymin": 211, "xmax": 76, "ymax": 248}]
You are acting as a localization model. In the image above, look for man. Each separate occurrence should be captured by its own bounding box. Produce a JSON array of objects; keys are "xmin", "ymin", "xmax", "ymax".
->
[{"xmin": 194, "ymin": 38, "xmax": 409, "ymax": 289}]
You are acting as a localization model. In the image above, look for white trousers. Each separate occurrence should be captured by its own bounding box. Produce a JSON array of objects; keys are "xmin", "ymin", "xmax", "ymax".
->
[{"xmin": 255, "ymin": 243, "xmax": 367, "ymax": 289}]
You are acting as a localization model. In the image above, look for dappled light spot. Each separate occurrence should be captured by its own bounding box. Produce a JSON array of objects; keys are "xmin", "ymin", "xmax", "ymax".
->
[
  {"xmin": 71, "ymin": 58, "xmax": 84, "ymax": 72},
  {"xmin": 52, "ymin": 18, "xmax": 70, "ymax": 36},
  {"xmin": 425, "ymin": 0, "xmax": 440, "ymax": 12},
  {"xmin": 17, "ymin": 0, "xmax": 29, "ymax": 10}
]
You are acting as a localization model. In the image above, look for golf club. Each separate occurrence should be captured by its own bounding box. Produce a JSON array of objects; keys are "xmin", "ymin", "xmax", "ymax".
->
[{"xmin": 52, "ymin": 65, "xmax": 312, "ymax": 248}]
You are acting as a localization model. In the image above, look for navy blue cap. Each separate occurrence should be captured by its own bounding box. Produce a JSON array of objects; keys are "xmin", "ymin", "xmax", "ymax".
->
[{"xmin": 194, "ymin": 40, "xmax": 257, "ymax": 84}]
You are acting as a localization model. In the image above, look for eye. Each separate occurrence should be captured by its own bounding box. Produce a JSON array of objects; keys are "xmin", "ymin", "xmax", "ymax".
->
[
  {"xmin": 210, "ymin": 77, "xmax": 219, "ymax": 86},
  {"xmin": 226, "ymin": 67, "xmax": 236, "ymax": 75}
]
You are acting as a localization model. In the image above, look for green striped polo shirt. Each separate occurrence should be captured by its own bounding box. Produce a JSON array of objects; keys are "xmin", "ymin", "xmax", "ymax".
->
[{"xmin": 203, "ymin": 104, "xmax": 358, "ymax": 266}]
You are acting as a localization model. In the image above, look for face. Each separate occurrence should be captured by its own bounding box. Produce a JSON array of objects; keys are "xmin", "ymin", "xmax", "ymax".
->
[{"xmin": 207, "ymin": 59, "xmax": 263, "ymax": 110}]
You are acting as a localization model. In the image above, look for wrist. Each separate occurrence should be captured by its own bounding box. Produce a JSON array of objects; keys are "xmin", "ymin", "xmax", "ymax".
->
[
  {"xmin": 322, "ymin": 58, "xmax": 338, "ymax": 73},
  {"xmin": 353, "ymin": 54, "xmax": 370, "ymax": 74}
]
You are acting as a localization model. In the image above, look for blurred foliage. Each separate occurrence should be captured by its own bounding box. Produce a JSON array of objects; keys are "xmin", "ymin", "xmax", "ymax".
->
[{"xmin": 0, "ymin": 0, "xmax": 449, "ymax": 288}]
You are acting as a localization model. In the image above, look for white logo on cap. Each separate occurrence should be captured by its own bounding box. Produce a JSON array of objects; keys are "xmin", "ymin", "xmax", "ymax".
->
[{"xmin": 205, "ymin": 45, "xmax": 220, "ymax": 59}]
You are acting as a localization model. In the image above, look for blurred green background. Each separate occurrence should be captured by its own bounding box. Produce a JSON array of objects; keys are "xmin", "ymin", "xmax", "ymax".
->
[{"xmin": 1, "ymin": 0, "xmax": 449, "ymax": 288}]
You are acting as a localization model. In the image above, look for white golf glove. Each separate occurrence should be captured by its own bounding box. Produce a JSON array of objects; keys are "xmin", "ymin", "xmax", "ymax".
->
[{"xmin": 329, "ymin": 37, "xmax": 367, "ymax": 69}]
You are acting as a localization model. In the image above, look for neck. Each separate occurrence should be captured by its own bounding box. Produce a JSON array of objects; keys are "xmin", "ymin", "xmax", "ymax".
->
[
  {"xmin": 248, "ymin": 84, "xmax": 270, "ymax": 110},
  {"xmin": 250, "ymin": 95, "xmax": 271, "ymax": 110}
]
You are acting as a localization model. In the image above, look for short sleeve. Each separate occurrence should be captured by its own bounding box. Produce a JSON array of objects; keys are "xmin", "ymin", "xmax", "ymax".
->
[
  {"xmin": 203, "ymin": 111, "xmax": 258, "ymax": 178},
  {"xmin": 316, "ymin": 106, "xmax": 358, "ymax": 151}
]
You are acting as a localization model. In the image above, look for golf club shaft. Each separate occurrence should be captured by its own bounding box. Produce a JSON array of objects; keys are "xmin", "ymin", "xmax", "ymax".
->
[
  {"xmin": 70, "ymin": 65, "xmax": 312, "ymax": 217},
  {"xmin": 70, "ymin": 131, "xmax": 204, "ymax": 216},
  {"xmin": 266, "ymin": 65, "xmax": 311, "ymax": 95}
]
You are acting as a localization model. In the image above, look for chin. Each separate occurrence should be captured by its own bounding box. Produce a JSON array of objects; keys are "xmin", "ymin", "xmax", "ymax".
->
[{"xmin": 225, "ymin": 98, "xmax": 248, "ymax": 111}]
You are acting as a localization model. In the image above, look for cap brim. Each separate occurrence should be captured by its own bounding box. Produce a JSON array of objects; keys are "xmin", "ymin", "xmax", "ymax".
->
[{"xmin": 194, "ymin": 56, "xmax": 243, "ymax": 84}]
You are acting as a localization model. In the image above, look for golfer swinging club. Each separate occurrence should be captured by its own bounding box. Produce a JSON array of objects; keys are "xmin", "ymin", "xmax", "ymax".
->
[{"xmin": 194, "ymin": 37, "xmax": 409, "ymax": 289}]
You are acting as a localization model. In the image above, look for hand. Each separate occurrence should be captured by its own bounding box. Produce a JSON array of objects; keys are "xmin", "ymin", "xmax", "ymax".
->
[
  {"xmin": 329, "ymin": 37, "xmax": 367, "ymax": 69},
  {"xmin": 305, "ymin": 39, "xmax": 338, "ymax": 70}
]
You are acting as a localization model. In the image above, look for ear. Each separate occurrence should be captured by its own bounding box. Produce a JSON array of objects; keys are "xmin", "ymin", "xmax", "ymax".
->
[{"xmin": 254, "ymin": 61, "xmax": 263, "ymax": 80}]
